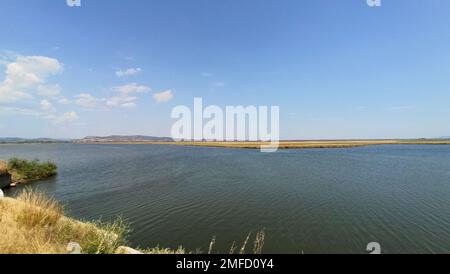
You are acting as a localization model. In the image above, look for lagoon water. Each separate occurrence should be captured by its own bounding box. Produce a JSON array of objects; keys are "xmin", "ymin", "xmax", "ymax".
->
[{"xmin": 1, "ymin": 144, "xmax": 450, "ymax": 254}]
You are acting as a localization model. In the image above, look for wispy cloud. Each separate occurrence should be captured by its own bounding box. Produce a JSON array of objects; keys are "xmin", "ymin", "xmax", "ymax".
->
[
  {"xmin": 46, "ymin": 111, "xmax": 79, "ymax": 124},
  {"xmin": 37, "ymin": 84, "xmax": 61, "ymax": 97},
  {"xmin": 106, "ymin": 96, "xmax": 137, "ymax": 108},
  {"xmin": 40, "ymin": 99, "xmax": 55, "ymax": 112},
  {"xmin": 211, "ymin": 82, "xmax": 225, "ymax": 88},
  {"xmin": 388, "ymin": 105, "xmax": 415, "ymax": 111},
  {"xmin": 0, "ymin": 106, "xmax": 41, "ymax": 117},
  {"xmin": 75, "ymin": 93, "xmax": 106, "ymax": 109},
  {"xmin": 115, "ymin": 67, "xmax": 142, "ymax": 78},
  {"xmin": 58, "ymin": 97, "xmax": 71, "ymax": 105},
  {"xmin": 153, "ymin": 89, "xmax": 174, "ymax": 103},
  {"xmin": 0, "ymin": 105, "xmax": 79, "ymax": 125},
  {"xmin": 115, "ymin": 83, "xmax": 150, "ymax": 95},
  {"xmin": 202, "ymin": 72, "xmax": 214, "ymax": 77},
  {"xmin": 74, "ymin": 83, "xmax": 151, "ymax": 109}
]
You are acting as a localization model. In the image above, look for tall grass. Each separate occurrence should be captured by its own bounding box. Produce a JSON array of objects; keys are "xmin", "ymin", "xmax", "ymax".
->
[
  {"xmin": 0, "ymin": 160, "xmax": 7, "ymax": 175},
  {"xmin": 0, "ymin": 189, "xmax": 127, "ymax": 254},
  {"xmin": 206, "ymin": 230, "xmax": 266, "ymax": 255},
  {"xmin": 16, "ymin": 190, "xmax": 63, "ymax": 228}
]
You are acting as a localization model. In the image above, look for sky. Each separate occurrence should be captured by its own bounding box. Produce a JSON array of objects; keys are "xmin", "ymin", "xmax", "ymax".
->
[{"xmin": 1, "ymin": 0, "xmax": 450, "ymax": 140}]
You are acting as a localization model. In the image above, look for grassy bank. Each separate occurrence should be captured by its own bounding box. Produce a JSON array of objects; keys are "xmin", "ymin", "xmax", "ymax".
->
[
  {"xmin": 0, "ymin": 190, "xmax": 265, "ymax": 254},
  {"xmin": 0, "ymin": 190, "xmax": 128, "ymax": 254},
  {"xmin": 77, "ymin": 139, "xmax": 450, "ymax": 149},
  {"xmin": 5, "ymin": 158, "xmax": 57, "ymax": 184}
]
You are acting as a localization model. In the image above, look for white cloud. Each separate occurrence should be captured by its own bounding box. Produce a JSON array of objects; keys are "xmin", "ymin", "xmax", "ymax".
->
[
  {"xmin": 58, "ymin": 98, "xmax": 71, "ymax": 105},
  {"xmin": 0, "ymin": 55, "xmax": 63, "ymax": 103},
  {"xmin": 0, "ymin": 82, "xmax": 32, "ymax": 102},
  {"xmin": 98, "ymin": 83, "xmax": 151, "ymax": 108},
  {"xmin": 47, "ymin": 111, "xmax": 79, "ymax": 124},
  {"xmin": 0, "ymin": 54, "xmax": 81, "ymax": 127},
  {"xmin": 116, "ymin": 68, "xmax": 142, "ymax": 77},
  {"xmin": 153, "ymin": 89, "xmax": 174, "ymax": 103},
  {"xmin": 75, "ymin": 83, "xmax": 150, "ymax": 109},
  {"xmin": 40, "ymin": 99, "xmax": 54, "ymax": 112},
  {"xmin": 0, "ymin": 105, "xmax": 78, "ymax": 125},
  {"xmin": 0, "ymin": 106, "xmax": 41, "ymax": 117},
  {"xmin": 212, "ymin": 82, "xmax": 225, "ymax": 88},
  {"xmin": 106, "ymin": 96, "xmax": 137, "ymax": 108},
  {"xmin": 37, "ymin": 84, "xmax": 61, "ymax": 97},
  {"xmin": 202, "ymin": 72, "xmax": 214, "ymax": 77},
  {"xmin": 75, "ymin": 93, "xmax": 105, "ymax": 109},
  {"xmin": 115, "ymin": 83, "xmax": 150, "ymax": 95}
]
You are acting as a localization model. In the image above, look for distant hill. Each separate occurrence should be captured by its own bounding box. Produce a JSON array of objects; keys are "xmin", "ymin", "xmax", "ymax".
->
[
  {"xmin": 76, "ymin": 135, "xmax": 174, "ymax": 143},
  {"xmin": 0, "ymin": 137, "xmax": 70, "ymax": 144}
]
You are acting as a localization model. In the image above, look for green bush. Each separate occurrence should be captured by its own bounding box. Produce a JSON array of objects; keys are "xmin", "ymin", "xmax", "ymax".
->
[{"xmin": 7, "ymin": 158, "xmax": 57, "ymax": 183}]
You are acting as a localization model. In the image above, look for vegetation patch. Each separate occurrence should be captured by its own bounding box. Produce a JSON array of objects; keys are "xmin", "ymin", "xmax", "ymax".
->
[{"xmin": 6, "ymin": 158, "xmax": 57, "ymax": 184}]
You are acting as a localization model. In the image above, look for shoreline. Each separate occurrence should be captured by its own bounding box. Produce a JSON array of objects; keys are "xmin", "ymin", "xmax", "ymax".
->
[
  {"xmin": 72, "ymin": 140, "xmax": 450, "ymax": 149},
  {"xmin": 2, "ymin": 139, "xmax": 450, "ymax": 150}
]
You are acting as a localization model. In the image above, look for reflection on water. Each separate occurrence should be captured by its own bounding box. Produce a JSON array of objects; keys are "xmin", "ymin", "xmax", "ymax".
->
[{"xmin": 1, "ymin": 143, "xmax": 450, "ymax": 254}]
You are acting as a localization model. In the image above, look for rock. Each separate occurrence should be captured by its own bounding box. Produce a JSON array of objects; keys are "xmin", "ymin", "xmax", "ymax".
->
[
  {"xmin": 115, "ymin": 246, "xmax": 143, "ymax": 254},
  {"xmin": 9, "ymin": 183, "xmax": 17, "ymax": 187},
  {"xmin": 67, "ymin": 242, "xmax": 82, "ymax": 254},
  {"xmin": 0, "ymin": 189, "xmax": 4, "ymax": 199}
]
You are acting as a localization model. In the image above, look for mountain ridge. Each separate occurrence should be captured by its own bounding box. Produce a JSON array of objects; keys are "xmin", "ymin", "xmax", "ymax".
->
[{"xmin": 76, "ymin": 135, "xmax": 174, "ymax": 143}]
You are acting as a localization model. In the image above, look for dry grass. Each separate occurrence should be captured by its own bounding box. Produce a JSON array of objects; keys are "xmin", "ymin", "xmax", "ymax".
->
[
  {"xmin": 0, "ymin": 190, "xmax": 267, "ymax": 254},
  {"xmin": 78, "ymin": 139, "xmax": 450, "ymax": 150},
  {"xmin": 0, "ymin": 189, "xmax": 127, "ymax": 254},
  {"xmin": 144, "ymin": 246, "xmax": 187, "ymax": 254},
  {"xmin": 204, "ymin": 230, "xmax": 266, "ymax": 255},
  {"xmin": 0, "ymin": 160, "xmax": 7, "ymax": 175},
  {"xmin": 143, "ymin": 231, "xmax": 266, "ymax": 254},
  {"xmin": 15, "ymin": 190, "xmax": 63, "ymax": 228},
  {"xmin": 253, "ymin": 230, "xmax": 266, "ymax": 254}
]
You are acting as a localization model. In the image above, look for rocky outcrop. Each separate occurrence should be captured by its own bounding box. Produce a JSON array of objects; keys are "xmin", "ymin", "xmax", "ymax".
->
[
  {"xmin": 67, "ymin": 242, "xmax": 82, "ymax": 254},
  {"xmin": 64, "ymin": 242, "xmax": 143, "ymax": 254}
]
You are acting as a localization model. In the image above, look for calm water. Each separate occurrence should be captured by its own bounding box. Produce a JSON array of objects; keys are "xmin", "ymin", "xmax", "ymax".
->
[{"xmin": 1, "ymin": 144, "xmax": 450, "ymax": 254}]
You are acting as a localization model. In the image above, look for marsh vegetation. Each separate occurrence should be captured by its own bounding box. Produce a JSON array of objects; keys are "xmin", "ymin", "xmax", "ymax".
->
[{"xmin": 3, "ymin": 158, "xmax": 57, "ymax": 184}]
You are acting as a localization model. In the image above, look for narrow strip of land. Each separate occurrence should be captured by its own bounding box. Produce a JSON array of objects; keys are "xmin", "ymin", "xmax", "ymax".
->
[{"xmin": 76, "ymin": 139, "xmax": 450, "ymax": 149}]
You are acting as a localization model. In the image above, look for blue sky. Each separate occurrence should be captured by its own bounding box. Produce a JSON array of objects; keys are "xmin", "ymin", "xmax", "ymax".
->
[{"xmin": 1, "ymin": 0, "xmax": 450, "ymax": 139}]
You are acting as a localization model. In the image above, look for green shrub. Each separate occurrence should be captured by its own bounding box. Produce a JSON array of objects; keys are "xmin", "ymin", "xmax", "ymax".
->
[{"xmin": 7, "ymin": 158, "xmax": 57, "ymax": 184}]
